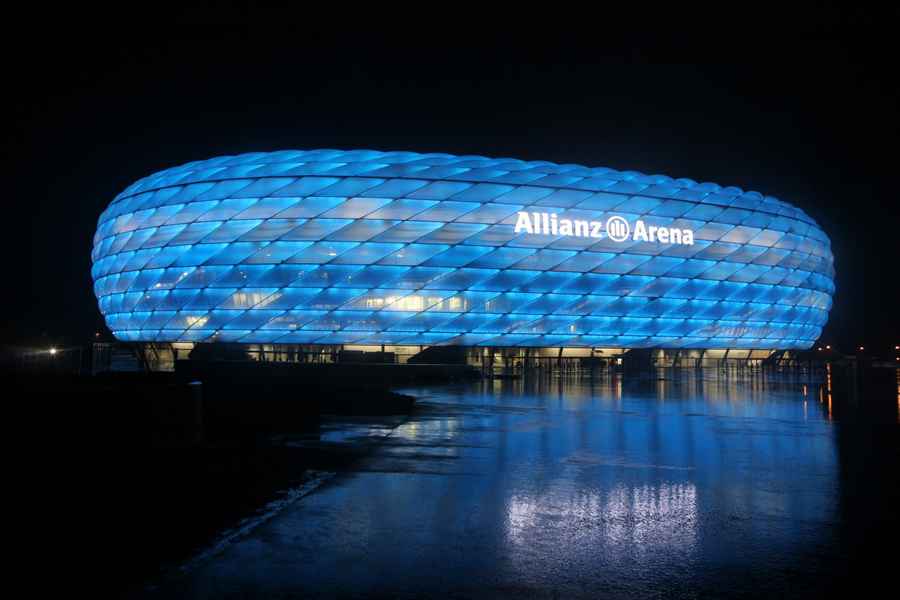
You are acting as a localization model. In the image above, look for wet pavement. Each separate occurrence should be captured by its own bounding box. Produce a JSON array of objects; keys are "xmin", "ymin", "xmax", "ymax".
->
[{"xmin": 144, "ymin": 371, "xmax": 900, "ymax": 598}]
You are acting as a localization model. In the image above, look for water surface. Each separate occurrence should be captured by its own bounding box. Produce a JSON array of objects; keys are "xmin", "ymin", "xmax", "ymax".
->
[{"xmin": 150, "ymin": 371, "xmax": 900, "ymax": 598}]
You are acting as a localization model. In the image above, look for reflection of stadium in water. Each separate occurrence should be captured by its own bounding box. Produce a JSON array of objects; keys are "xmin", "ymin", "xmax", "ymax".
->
[
  {"xmin": 372, "ymin": 376, "xmax": 840, "ymax": 575},
  {"xmin": 154, "ymin": 373, "xmax": 865, "ymax": 597},
  {"xmin": 505, "ymin": 482, "xmax": 699, "ymax": 552}
]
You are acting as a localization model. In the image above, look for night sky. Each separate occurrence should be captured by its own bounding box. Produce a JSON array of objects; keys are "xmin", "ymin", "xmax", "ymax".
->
[{"xmin": 4, "ymin": 5, "xmax": 899, "ymax": 353}]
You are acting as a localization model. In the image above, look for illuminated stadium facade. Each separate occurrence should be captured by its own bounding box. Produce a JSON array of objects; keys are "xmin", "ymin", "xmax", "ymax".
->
[{"xmin": 91, "ymin": 149, "xmax": 834, "ymax": 362}]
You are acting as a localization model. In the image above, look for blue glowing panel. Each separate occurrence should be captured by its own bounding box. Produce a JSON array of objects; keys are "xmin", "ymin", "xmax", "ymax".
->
[{"xmin": 92, "ymin": 150, "xmax": 835, "ymax": 348}]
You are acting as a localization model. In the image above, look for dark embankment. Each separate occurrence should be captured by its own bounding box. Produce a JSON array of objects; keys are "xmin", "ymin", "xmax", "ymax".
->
[{"xmin": 8, "ymin": 361, "xmax": 476, "ymax": 596}]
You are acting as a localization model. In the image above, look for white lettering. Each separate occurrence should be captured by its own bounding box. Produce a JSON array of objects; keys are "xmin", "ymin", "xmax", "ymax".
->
[
  {"xmin": 515, "ymin": 211, "xmax": 534, "ymax": 234},
  {"xmin": 633, "ymin": 220, "xmax": 648, "ymax": 242},
  {"xmin": 513, "ymin": 212, "xmax": 694, "ymax": 245},
  {"xmin": 657, "ymin": 227, "xmax": 669, "ymax": 243},
  {"xmin": 574, "ymin": 220, "xmax": 590, "ymax": 237}
]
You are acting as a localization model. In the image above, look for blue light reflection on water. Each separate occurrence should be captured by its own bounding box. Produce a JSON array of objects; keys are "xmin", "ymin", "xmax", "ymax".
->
[
  {"xmin": 382, "ymin": 377, "xmax": 838, "ymax": 591},
  {"xmin": 173, "ymin": 374, "xmax": 846, "ymax": 597}
]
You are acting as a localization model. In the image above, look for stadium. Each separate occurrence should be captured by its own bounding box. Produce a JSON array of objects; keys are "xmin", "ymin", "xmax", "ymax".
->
[{"xmin": 91, "ymin": 149, "xmax": 834, "ymax": 367}]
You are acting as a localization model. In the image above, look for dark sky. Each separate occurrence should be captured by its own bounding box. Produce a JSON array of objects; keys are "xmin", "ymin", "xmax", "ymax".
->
[{"xmin": 4, "ymin": 5, "xmax": 899, "ymax": 353}]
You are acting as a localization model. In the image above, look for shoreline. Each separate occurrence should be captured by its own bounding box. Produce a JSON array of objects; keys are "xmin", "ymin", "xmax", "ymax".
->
[{"xmin": 8, "ymin": 369, "xmax": 425, "ymax": 597}]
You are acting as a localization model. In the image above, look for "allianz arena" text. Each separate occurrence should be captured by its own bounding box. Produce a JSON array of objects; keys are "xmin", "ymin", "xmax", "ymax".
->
[{"xmin": 514, "ymin": 211, "xmax": 695, "ymax": 245}]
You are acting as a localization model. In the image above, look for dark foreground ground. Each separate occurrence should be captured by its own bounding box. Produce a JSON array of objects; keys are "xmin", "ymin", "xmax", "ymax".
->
[
  {"xmin": 7, "ymin": 366, "xmax": 434, "ymax": 597},
  {"xmin": 9, "ymin": 366, "xmax": 900, "ymax": 598}
]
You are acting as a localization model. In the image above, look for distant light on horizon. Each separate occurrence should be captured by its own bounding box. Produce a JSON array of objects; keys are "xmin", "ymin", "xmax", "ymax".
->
[{"xmin": 49, "ymin": 347, "xmax": 57, "ymax": 355}]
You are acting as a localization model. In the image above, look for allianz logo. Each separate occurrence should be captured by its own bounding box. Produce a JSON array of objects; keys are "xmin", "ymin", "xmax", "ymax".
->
[{"xmin": 514, "ymin": 211, "xmax": 695, "ymax": 245}]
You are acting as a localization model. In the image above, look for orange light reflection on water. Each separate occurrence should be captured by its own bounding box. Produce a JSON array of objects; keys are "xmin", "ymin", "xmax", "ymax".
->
[{"xmin": 802, "ymin": 383, "xmax": 808, "ymax": 420}]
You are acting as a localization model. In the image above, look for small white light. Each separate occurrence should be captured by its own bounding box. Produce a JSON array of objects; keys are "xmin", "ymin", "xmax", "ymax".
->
[{"xmin": 49, "ymin": 348, "xmax": 57, "ymax": 355}]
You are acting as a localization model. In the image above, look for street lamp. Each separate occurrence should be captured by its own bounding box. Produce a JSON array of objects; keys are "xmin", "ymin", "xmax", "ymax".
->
[{"xmin": 49, "ymin": 347, "xmax": 57, "ymax": 356}]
